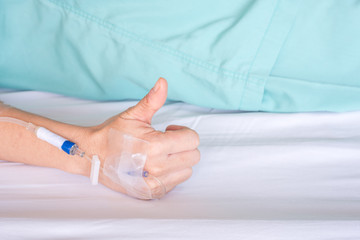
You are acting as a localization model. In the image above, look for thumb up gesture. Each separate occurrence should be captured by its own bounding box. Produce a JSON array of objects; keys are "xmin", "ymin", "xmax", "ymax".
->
[{"xmin": 87, "ymin": 78, "xmax": 200, "ymax": 198}]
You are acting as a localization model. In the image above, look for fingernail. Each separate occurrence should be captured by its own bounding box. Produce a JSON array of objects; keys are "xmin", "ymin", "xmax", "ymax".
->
[
  {"xmin": 147, "ymin": 79, "xmax": 161, "ymax": 101},
  {"xmin": 153, "ymin": 78, "xmax": 162, "ymax": 93}
]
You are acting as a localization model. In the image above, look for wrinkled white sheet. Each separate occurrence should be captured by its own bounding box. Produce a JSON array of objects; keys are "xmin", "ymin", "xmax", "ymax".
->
[{"xmin": 0, "ymin": 90, "xmax": 359, "ymax": 239}]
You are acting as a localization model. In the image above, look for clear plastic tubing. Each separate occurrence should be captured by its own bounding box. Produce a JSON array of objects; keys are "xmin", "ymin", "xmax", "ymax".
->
[
  {"xmin": 0, "ymin": 116, "xmax": 84, "ymax": 157},
  {"xmin": 0, "ymin": 116, "xmax": 28, "ymax": 128},
  {"xmin": 0, "ymin": 116, "xmax": 157, "ymax": 198},
  {"xmin": 0, "ymin": 116, "xmax": 101, "ymax": 185}
]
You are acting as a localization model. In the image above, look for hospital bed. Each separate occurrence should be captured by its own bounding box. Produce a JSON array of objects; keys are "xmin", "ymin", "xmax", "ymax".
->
[{"xmin": 0, "ymin": 89, "xmax": 359, "ymax": 239}]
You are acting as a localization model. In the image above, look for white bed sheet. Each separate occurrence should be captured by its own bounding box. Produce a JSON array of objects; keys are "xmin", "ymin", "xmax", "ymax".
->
[{"xmin": 0, "ymin": 90, "xmax": 359, "ymax": 239}]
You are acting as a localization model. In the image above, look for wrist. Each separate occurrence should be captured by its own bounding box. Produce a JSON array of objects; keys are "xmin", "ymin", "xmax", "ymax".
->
[
  {"xmin": 64, "ymin": 126, "xmax": 107, "ymax": 177},
  {"xmin": 62, "ymin": 126, "xmax": 94, "ymax": 177},
  {"xmin": 1, "ymin": 104, "xmax": 106, "ymax": 179}
]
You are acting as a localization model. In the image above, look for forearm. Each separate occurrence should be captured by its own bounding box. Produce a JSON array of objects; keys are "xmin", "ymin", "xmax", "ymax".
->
[
  {"xmin": 0, "ymin": 103, "xmax": 91, "ymax": 176},
  {"xmin": 0, "ymin": 79, "xmax": 200, "ymax": 199}
]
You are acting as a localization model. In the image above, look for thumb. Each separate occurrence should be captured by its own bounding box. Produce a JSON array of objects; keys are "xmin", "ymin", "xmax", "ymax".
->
[{"xmin": 122, "ymin": 78, "xmax": 168, "ymax": 124}]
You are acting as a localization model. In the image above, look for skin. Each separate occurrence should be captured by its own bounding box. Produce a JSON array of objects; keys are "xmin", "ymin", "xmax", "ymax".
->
[{"xmin": 0, "ymin": 78, "xmax": 200, "ymax": 198}]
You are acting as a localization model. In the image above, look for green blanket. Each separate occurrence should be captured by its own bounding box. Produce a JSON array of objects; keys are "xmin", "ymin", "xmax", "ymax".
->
[{"xmin": 1, "ymin": 0, "xmax": 359, "ymax": 112}]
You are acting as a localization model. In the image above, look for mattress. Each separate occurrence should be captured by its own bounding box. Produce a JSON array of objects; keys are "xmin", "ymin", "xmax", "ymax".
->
[{"xmin": 0, "ymin": 89, "xmax": 359, "ymax": 239}]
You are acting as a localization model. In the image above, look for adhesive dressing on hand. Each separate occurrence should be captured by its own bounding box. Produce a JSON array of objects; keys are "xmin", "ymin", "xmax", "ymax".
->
[{"xmin": 0, "ymin": 115, "xmax": 165, "ymax": 200}]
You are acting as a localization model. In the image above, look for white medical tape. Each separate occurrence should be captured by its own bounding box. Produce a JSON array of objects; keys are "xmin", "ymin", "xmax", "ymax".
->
[
  {"xmin": 36, "ymin": 127, "xmax": 66, "ymax": 149},
  {"xmin": 90, "ymin": 155, "xmax": 101, "ymax": 185}
]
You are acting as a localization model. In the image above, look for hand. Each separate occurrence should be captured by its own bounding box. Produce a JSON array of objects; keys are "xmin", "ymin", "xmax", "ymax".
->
[{"xmin": 86, "ymin": 78, "xmax": 200, "ymax": 198}]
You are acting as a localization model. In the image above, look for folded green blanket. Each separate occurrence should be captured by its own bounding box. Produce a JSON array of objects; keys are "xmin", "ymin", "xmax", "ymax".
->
[{"xmin": 1, "ymin": 0, "xmax": 359, "ymax": 112}]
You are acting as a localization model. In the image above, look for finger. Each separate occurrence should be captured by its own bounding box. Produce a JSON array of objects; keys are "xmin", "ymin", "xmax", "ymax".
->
[
  {"xmin": 122, "ymin": 77, "xmax": 168, "ymax": 124},
  {"xmin": 145, "ymin": 149, "xmax": 200, "ymax": 176},
  {"xmin": 154, "ymin": 149, "xmax": 201, "ymax": 176},
  {"xmin": 168, "ymin": 149, "xmax": 201, "ymax": 169},
  {"xmin": 162, "ymin": 127, "xmax": 200, "ymax": 153},
  {"xmin": 165, "ymin": 125, "xmax": 187, "ymax": 131},
  {"xmin": 155, "ymin": 168, "xmax": 193, "ymax": 193}
]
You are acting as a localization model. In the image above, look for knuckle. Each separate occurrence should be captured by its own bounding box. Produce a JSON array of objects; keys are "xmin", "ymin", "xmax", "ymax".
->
[
  {"xmin": 193, "ymin": 149, "xmax": 201, "ymax": 164},
  {"xmin": 189, "ymin": 129, "xmax": 200, "ymax": 148},
  {"xmin": 149, "ymin": 165, "xmax": 163, "ymax": 176},
  {"xmin": 146, "ymin": 176, "xmax": 165, "ymax": 191},
  {"xmin": 185, "ymin": 168, "xmax": 193, "ymax": 179},
  {"xmin": 183, "ymin": 128, "xmax": 200, "ymax": 147},
  {"xmin": 166, "ymin": 124, "xmax": 181, "ymax": 131}
]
